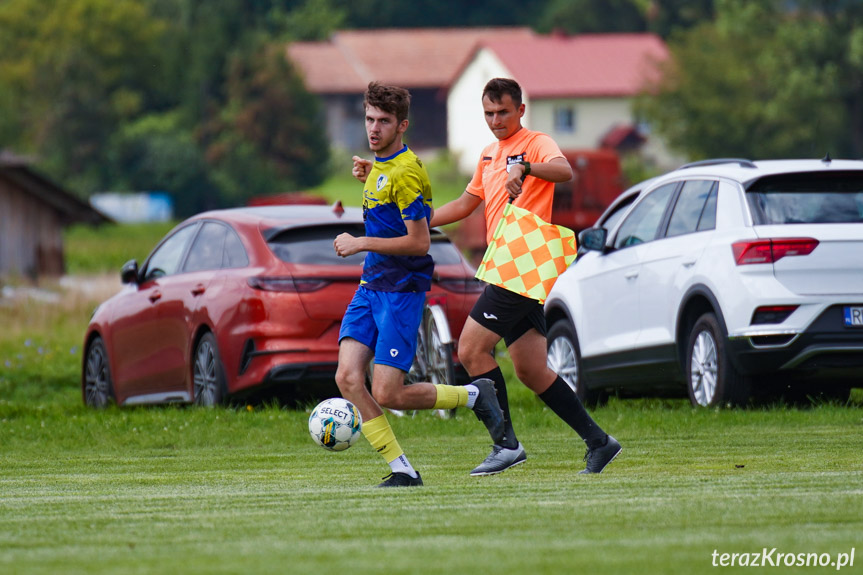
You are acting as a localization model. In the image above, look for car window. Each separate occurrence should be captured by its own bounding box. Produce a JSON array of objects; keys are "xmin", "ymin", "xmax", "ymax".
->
[
  {"xmin": 184, "ymin": 222, "xmax": 227, "ymax": 273},
  {"xmin": 429, "ymin": 234, "xmax": 463, "ymax": 265},
  {"xmin": 697, "ymin": 186, "xmax": 718, "ymax": 231},
  {"xmin": 666, "ymin": 180, "xmax": 717, "ymax": 237},
  {"xmin": 600, "ymin": 192, "xmax": 640, "ymax": 233},
  {"xmin": 746, "ymin": 172, "xmax": 863, "ymax": 224},
  {"xmin": 223, "ymin": 227, "xmax": 249, "ymax": 268},
  {"xmin": 613, "ymin": 184, "xmax": 676, "ymax": 249},
  {"xmin": 143, "ymin": 224, "xmax": 198, "ymax": 280},
  {"xmin": 750, "ymin": 192, "xmax": 863, "ymax": 224},
  {"xmin": 268, "ymin": 224, "xmax": 367, "ymax": 265}
]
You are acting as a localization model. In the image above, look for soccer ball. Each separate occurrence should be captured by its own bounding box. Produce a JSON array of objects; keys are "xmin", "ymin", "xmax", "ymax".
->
[{"xmin": 308, "ymin": 398, "xmax": 362, "ymax": 451}]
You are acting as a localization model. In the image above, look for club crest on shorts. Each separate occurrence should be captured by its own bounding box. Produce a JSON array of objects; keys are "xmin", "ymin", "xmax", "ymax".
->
[{"xmin": 376, "ymin": 174, "xmax": 388, "ymax": 191}]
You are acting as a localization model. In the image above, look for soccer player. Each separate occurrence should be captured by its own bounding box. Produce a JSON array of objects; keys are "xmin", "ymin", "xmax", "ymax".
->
[
  {"xmin": 334, "ymin": 82, "xmax": 505, "ymax": 487},
  {"xmin": 430, "ymin": 78, "xmax": 622, "ymax": 475}
]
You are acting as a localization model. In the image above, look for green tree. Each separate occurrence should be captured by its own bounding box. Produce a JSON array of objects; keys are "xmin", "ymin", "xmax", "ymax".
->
[
  {"xmin": 646, "ymin": 0, "xmax": 714, "ymax": 38},
  {"xmin": 107, "ymin": 112, "xmax": 217, "ymax": 216},
  {"xmin": 140, "ymin": 0, "xmax": 333, "ymax": 211},
  {"xmin": 0, "ymin": 0, "xmax": 170, "ymax": 194},
  {"xmin": 204, "ymin": 39, "xmax": 330, "ymax": 205},
  {"xmin": 536, "ymin": 0, "xmax": 647, "ymax": 34},
  {"xmin": 337, "ymin": 0, "xmax": 548, "ymax": 28},
  {"xmin": 534, "ymin": 0, "xmax": 714, "ymax": 38},
  {"xmin": 269, "ymin": 0, "xmax": 346, "ymax": 41},
  {"xmin": 637, "ymin": 0, "xmax": 857, "ymax": 160}
]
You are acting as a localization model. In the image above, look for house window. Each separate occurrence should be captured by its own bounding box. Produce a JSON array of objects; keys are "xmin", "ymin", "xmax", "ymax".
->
[{"xmin": 554, "ymin": 106, "xmax": 576, "ymax": 134}]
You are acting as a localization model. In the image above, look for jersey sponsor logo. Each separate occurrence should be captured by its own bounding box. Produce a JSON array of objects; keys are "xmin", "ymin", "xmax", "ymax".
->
[
  {"xmin": 376, "ymin": 174, "xmax": 388, "ymax": 191},
  {"xmin": 506, "ymin": 153, "xmax": 527, "ymax": 172},
  {"xmin": 483, "ymin": 312, "xmax": 499, "ymax": 320}
]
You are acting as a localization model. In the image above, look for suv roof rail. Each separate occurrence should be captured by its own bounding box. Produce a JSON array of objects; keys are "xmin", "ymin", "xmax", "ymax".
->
[{"xmin": 677, "ymin": 158, "xmax": 757, "ymax": 170}]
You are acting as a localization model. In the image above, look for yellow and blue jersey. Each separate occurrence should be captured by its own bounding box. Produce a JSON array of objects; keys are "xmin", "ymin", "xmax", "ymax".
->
[{"xmin": 361, "ymin": 145, "xmax": 433, "ymax": 292}]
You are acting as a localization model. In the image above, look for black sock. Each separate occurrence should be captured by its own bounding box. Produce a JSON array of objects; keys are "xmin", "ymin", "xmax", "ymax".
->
[
  {"xmin": 473, "ymin": 367, "xmax": 518, "ymax": 449},
  {"xmin": 538, "ymin": 376, "xmax": 607, "ymax": 448}
]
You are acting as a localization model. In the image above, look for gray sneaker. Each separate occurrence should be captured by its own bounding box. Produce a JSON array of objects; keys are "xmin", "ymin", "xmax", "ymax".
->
[
  {"xmin": 470, "ymin": 442, "xmax": 527, "ymax": 476},
  {"xmin": 579, "ymin": 435, "xmax": 621, "ymax": 474},
  {"xmin": 471, "ymin": 379, "xmax": 505, "ymax": 444}
]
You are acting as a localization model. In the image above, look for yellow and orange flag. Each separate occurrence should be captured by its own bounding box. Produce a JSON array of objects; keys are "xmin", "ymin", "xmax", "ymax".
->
[{"xmin": 475, "ymin": 203, "xmax": 577, "ymax": 303}]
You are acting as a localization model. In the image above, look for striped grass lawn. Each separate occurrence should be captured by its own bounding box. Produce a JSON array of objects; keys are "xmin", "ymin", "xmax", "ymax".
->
[
  {"xmin": 1, "ymin": 385, "xmax": 861, "ymax": 574},
  {"xmin": 1, "ymin": 279, "xmax": 862, "ymax": 574}
]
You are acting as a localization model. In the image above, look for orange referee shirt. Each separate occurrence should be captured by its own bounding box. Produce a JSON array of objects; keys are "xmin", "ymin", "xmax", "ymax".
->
[{"xmin": 466, "ymin": 127, "xmax": 565, "ymax": 245}]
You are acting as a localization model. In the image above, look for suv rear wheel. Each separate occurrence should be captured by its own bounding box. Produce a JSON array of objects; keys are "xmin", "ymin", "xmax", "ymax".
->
[
  {"xmin": 547, "ymin": 320, "xmax": 605, "ymax": 408},
  {"xmin": 686, "ymin": 312, "xmax": 749, "ymax": 407}
]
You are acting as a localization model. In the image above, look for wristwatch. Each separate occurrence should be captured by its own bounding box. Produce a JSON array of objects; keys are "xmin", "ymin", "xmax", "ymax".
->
[{"xmin": 519, "ymin": 161, "xmax": 531, "ymax": 180}]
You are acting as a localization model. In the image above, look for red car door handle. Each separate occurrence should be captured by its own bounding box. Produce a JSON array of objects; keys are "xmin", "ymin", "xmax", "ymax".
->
[
  {"xmin": 149, "ymin": 291, "xmax": 162, "ymax": 303},
  {"xmin": 191, "ymin": 285, "xmax": 206, "ymax": 296}
]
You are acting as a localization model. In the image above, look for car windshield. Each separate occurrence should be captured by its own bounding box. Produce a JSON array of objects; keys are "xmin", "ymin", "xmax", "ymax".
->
[
  {"xmin": 746, "ymin": 172, "xmax": 863, "ymax": 224},
  {"xmin": 266, "ymin": 225, "xmax": 464, "ymax": 266}
]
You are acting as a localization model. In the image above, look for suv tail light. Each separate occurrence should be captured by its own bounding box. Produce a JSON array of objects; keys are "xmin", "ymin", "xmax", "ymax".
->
[
  {"xmin": 751, "ymin": 305, "xmax": 798, "ymax": 325},
  {"xmin": 731, "ymin": 238, "xmax": 819, "ymax": 265},
  {"xmin": 247, "ymin": 276, "xmax": 329, "ymax": 292}
]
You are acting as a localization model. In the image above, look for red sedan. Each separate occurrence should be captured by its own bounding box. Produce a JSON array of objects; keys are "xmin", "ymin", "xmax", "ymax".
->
[{"xmin": 82, "ymin": 204, "xmax": 482, "ymax": 407}]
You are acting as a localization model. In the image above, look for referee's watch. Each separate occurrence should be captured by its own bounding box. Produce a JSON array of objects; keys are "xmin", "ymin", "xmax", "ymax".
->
[{"xmin": 519, "ymin": 161, "xmax": 531, "ymax": 180}]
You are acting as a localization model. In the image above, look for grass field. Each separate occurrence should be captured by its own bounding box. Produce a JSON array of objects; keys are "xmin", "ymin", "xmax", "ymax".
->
[
  {"xmin": 3, "ymin": 219, "xmax": 861, "ymax": 574},
  {"xmin": 1, "ymin": 280, "xmax": 862, "ymax": 575}
]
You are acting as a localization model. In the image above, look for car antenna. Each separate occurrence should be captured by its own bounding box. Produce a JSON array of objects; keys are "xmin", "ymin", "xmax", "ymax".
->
[
  {"xmin": 332, "ymin": 200, "xmax": 344, "ymax": 217},
  {"xmin": 822, "ymin": 152, "xmax": 832, "ymax": 164}
]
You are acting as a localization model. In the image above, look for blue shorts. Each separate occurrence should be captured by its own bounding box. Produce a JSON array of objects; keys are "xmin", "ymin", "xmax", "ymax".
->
[{"xmin": 339, "ymin": 286, "xmax": 424, "ymax": 372}]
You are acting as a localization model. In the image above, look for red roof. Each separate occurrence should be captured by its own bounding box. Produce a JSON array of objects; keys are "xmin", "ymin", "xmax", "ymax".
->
[
  {"xmin": 483, "ymin": 33, "xmax": 669, "ymax": 98},
  {"xmin": 286, "ymin": 42, "xmax": 367, "ymax": 93},
  {"xmin": 288, "ymin": 27, "xmax": 535, "ymax": 93}
]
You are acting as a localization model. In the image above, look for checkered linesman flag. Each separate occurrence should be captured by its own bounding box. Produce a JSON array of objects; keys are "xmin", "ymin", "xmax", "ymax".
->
[{"xmin": 475, "ymin": 203, "xmax": 578, "ymax": 304}]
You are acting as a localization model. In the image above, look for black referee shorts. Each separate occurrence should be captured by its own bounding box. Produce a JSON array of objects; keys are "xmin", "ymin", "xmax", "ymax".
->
[{"xmin": 469, "ymin": 284, "xmax": 547, "ymax": 347}]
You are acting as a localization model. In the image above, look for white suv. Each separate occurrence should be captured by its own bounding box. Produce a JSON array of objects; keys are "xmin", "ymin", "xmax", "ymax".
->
[{"xmin": 544, "ymin": 158, "xmax": 863, "ymax": 407}]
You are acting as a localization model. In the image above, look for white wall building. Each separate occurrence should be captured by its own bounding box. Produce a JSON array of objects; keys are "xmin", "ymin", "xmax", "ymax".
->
[{"xmin": 448, "ymin": 33, "xmax": 683, "ymax": 175}]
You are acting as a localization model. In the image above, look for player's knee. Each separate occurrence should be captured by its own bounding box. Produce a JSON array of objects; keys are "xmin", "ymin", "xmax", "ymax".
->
[
  {"xmin": 513, "ymin": 361, "xmax": 546, "ymax": 385},
  {"xmin": 370, "ymin": 385, "xmax": 400, "ymax": 409},
  {"xmin": 335, "ymin": 366, "xmax": 365, "ymax": 395},
  {"xmin": 458, "ymin": 338, "xmax": 485, "ymax": 369}
]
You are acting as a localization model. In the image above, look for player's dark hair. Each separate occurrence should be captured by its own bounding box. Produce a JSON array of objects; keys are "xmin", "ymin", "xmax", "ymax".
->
[
  {"xmin": 364, "ymin": 82, "xmax": 411, "ymax": 123},
  {"xmin": 483, "ymin": 78, "xmax": 522, "ymax": 107}
]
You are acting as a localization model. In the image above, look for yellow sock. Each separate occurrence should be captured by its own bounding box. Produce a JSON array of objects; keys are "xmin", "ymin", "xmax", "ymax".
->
[
  {"xmin": 362, "ymin": 414, "xmax": 403, "ymax": 463},
  {"xmin": 433, "ymin": 384, "xmax": 469, "ymax": 409}
]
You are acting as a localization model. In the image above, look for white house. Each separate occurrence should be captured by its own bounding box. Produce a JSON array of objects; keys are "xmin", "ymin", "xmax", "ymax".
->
[
  {"xmin": 448, "ymin": 33, "xmax": 682, "ymax": 174},
  {"xmin": 287, "ymin": 28, "xmax": 535, "ymax": 153}
]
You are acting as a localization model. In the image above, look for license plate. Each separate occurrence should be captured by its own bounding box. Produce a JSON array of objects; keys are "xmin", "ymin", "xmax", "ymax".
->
[{"xmin": 843, "ymin": 306, "xmax": 863, "ymax": 327}]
